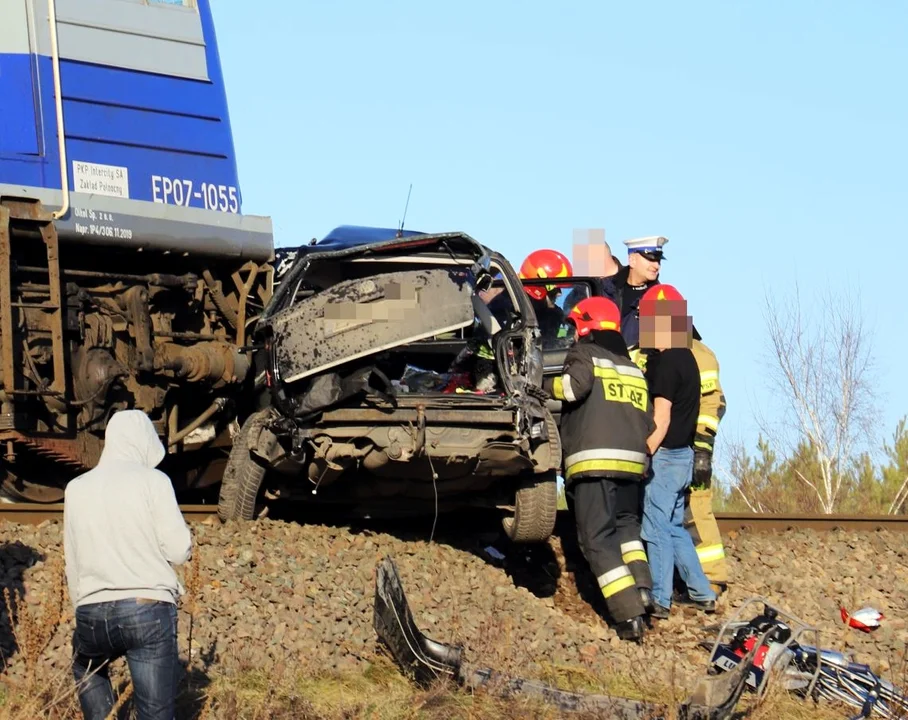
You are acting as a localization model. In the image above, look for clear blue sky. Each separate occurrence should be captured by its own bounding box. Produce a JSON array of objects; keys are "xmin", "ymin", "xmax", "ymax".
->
[{"xmin": 213, "ymin": 1, "xmax": 908, "ymax": 463}]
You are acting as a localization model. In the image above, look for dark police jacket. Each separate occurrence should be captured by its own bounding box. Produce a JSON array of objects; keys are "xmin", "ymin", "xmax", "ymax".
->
[
  {"xmin": 551, "ymin": 338, "xmax": 655, "ymax": 485},
  {"xmin": 601, "ymin": 265, "xmax": 656, "ymax": 349}
]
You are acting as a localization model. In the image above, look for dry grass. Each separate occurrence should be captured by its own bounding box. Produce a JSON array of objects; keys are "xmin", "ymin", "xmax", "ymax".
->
[
  {"xmin": 1, "ymin": 541, "xmax": 906, "ymax": 719},
  {"xmin": 197, "ymin": 654, "xmax": 578, "ymax": 720},
  {"xmin": 0, "ymin": 551, "xmax": 85, "ymax": 719}
]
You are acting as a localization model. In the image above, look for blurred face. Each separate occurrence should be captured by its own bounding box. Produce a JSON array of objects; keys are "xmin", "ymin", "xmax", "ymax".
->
[
  {"xmin": 573, "ymin": 241, "xmax": 608, "ymax": 276},
  {"xmin": 628, "ymin": 252, "xmax": 661, "ymax": 283},
  {"xmin": 639, "ymin": 299, "xmax": 692, "ymax": 350}
]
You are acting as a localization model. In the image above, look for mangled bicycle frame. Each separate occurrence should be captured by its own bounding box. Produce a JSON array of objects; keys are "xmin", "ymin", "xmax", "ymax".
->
[{"xmin": 704, "ymin": 596, "xmax": 908, "ymax": 719}]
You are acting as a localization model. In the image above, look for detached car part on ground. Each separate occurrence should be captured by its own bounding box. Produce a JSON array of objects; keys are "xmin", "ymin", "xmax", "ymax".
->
[
  {"xmin": 217, "ymin": 228, "xmax": 561, "ymax": 543},
  {"xmin": 372, "ymin": 555, "xmax": 756, "ymax": 719},
  {"xmin": 702, "ymin": 597, "xmax": 908, "ymax": 719}
]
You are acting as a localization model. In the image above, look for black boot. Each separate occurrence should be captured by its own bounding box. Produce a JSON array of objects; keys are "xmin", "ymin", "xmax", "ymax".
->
[
  {"xmin": 639, "ymin": 587, "xmax": 656, "ymax": 615},
  {"xmin": 615, "ymin": 616, "xmax": 646, "ymax": 643},
  {"xmin": 673, "ymin": 591, "xmax": 716, "ymax": 614}
]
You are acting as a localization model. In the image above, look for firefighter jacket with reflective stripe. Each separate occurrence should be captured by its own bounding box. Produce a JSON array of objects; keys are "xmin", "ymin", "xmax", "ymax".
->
[
  {"xmin": 551, "ymin": 340, "xmax": 656, "ymax": 484},
  {"xmin": 690, "ymin": 339, "xmax": 727, "ymax": 454}
]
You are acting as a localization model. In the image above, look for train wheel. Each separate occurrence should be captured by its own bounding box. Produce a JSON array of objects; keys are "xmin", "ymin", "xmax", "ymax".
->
[{"xmin": 1, "ymin": 474, "xmax": 66, "ymax": 503}]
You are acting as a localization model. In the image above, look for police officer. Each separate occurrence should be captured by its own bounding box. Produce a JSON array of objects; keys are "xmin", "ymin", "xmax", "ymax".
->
[
  {"xmin": 551, "ymin": 297, "xmax": 656, "ymax": 642},
  {"xmin": 602, "ymin": 236, "xmax": 667, "ymax": 349}
]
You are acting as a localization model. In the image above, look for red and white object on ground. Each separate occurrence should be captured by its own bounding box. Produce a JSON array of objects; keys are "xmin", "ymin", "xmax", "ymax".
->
[{"xmin": 840, "ymin": 605, "xmax": 884, "ymax": 633}]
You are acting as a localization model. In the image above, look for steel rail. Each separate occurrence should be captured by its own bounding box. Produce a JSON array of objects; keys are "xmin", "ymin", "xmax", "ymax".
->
[
  {"xmin": 0, "ymin": 503, "xmax": 218, "ymax": 526},
  {"xmin": 715, "ymin": 513, "xmax": 908, "ymax": 533},
  {"xmin": 1, "ymin": 504, "xmax": 907, "ymax": 533}
]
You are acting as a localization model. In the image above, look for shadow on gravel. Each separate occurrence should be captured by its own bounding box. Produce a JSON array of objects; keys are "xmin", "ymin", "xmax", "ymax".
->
[
  {"xmin": 0, "ymin": 541, "xmax": 44, "ymax": 669},
  {"xmin": 176, "ymin": 664, "xmax": 213, "ymax": 720},
  {"xmin": 553, "ymin": 508, "xmax": 612, "ymax": 621}
]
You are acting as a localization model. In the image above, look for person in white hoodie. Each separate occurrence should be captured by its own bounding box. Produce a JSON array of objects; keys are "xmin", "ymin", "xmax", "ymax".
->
[{"xmin": 64, "ymin": 409, "xmax": 192, "ymax": 720}]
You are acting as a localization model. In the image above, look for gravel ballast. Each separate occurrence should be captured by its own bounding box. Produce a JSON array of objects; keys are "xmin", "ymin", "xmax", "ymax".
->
[{"xmin": 1, "ymin": 515, "xmax": 906, "ymax": 697}]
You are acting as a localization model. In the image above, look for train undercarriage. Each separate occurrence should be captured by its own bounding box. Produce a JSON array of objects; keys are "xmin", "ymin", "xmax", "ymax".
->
[{"xmin": 0, "ymin": 198, "xmax": 274, "ymax": 502}]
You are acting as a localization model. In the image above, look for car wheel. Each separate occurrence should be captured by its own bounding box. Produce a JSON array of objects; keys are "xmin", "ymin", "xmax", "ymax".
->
[
  {"xmin": 501, "ymin": 470, "xmax": 558, "ymax": 543},
  {"xmin": 218, "ymin": 410, "xmax": 270, "ymax": 522}
]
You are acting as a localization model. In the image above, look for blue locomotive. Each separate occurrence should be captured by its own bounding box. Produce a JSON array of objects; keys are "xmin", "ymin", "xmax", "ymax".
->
[{"xmin": 0, "ymin": 0, "xmax": 274, "ymax": 500}]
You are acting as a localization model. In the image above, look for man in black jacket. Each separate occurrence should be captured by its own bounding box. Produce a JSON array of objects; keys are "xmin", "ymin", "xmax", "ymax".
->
[{"xmin": 551, "ymin": 297, "xmax": 656, "ymax": 642}]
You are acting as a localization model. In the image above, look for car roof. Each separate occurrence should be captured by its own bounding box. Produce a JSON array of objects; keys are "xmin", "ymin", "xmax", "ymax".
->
[
  {"xmin": 288, "ymin": 226, "xmax": 500, "ymax": 264},
  {"xmin": 314, "ymin": 225, "xmax": 427, "ymax": 251}
]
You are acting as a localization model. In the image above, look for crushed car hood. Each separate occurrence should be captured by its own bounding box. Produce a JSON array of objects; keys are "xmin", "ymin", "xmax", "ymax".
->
[{"xmin": 269, "ymin": 267, "xmax": 477, "ymax": 384}]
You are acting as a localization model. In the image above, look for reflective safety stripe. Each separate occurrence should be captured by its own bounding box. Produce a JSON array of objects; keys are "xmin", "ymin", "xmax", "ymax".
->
[
  {"xmin": 694, "ymin": 439, "xmax": 714, "ymax": 452},
  {"xmin": 594, "ymin": 367, "xmax": 649, "ymax": 391},
  {"xmin": 552, "ymin": 375, "xmax": 577, "ymax": 402},
  {"xmin": 592, "ymin": 360, "xmax": 648, "ymax": 386},
  {"xmin": 592, "ymin": 356, "xmax": 647, "ymax": 378},
  {"xmin": 697, "ymin": 544, "xmax": 726, "ymax": 563},
  {"xmin": 560, "ymin": 374, "xmax": 576, "ymax": 402},
  {"xmin": 553, "ymin": 375, "xmax": 577, "ymax": 402},
  {"xmin": 597, "ymin": 566, "xmax": 637, "ymax": 598},
  {"xmin": 621, "ymin": 542, "xmax": 648, "ymax": 563},
  {"xmin": 697, "ymin": 414, "xmax": 719, "ymax": 431},
  {"xmin": 566, "ymin": 459, "xmax": 646, "ymax": 479},
  {"xmin": 566, "ymin": 448, "xmax": 648, "ymax": 467}
]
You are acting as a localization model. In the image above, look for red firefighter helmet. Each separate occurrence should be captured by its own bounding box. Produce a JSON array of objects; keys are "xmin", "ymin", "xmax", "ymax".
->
[
  {"xmin": 568, "ymin": 297, "xmax": 622, "ymax": 337},
  {"xmin": 639, "ymin": 284, "xmax": 686, "ymax": 316},
  {"xmin": 519, "ymin": 249, "xmax": 573, "ymax": 301}
]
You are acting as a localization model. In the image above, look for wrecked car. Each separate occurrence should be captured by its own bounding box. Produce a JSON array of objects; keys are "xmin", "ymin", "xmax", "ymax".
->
[{"xmin": 217, "ymin": 227, "xmax": 561, "ymax": 543}]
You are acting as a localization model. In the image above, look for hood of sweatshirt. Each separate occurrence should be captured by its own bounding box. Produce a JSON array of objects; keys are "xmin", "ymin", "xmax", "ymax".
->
[{"xmin": 98, "ymin": 409, "xmax": 166, "ymax": 469}]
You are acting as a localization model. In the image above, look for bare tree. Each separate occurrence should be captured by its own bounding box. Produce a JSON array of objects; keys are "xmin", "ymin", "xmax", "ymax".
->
[
  {"xmin": 889, "ymin": 476, "xmax": 908, "ymax": 515},
  {"xmin": 758, "ymin": 283, "xmax": 877, "ymax": 514}
]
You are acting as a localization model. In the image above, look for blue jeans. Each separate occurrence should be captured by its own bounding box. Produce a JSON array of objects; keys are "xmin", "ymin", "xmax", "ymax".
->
[
  {"xmin": 72, "ymin": 598, "xmax": 180, "ymax": 720},
  {"xmin": 641, "ymin": 446, "xmax": 716, "ymax": 609}
]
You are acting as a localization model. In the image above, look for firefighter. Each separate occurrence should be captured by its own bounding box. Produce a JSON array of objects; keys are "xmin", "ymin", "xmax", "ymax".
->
[
  {"xmin": 551, "ymin": 296, "xmax": 656, "ymax": 642},
  {"xmin": 518, "ymin": 248, "xmax": 574, "ymax": 347},
  {"xmin": 684, "ymin": 335, "xmax": 729, "ymax": 596}
]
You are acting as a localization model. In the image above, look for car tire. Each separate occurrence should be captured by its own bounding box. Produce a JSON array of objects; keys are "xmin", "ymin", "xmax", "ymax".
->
[
  {"xmin": 502, "ymin": 470, "xmax": 558, "ymax": 543},
  {"xmin": 218, "ymin": 410, "xmax": 270, "ymax": 522}
]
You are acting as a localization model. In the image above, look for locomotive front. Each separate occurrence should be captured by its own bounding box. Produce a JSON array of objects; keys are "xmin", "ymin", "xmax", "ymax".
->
[{"xmin": 0, "ymin": 0, "xmax": 274, "ymax": 500}]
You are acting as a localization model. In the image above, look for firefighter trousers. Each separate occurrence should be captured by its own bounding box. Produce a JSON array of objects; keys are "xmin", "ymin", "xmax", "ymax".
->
[
  {"xmin": 683, "ymin": 487, "xmax": 728, "ymax": 590},
  {"xmin": 567, "ymin": 475, "xmax": 651, "ymax": 623}
]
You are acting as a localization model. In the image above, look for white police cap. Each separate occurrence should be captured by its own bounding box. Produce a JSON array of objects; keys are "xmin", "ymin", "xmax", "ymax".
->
[{"xmin": 624, "ymin": 235, "xmax": 668, "ymax": 259}]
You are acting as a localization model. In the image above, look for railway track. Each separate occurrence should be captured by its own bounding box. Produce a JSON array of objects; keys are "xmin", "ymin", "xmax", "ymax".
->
[
  {"xmin": 1, "ymin": 503, "xmax": 907, "ymax": 532},
  {"xmin": 714, "ymin": 512, "xmax": 908, "ymax": 533},
  {"xmin": 0, "ymin": 503, "xmax": 219, "ymax": 525}
]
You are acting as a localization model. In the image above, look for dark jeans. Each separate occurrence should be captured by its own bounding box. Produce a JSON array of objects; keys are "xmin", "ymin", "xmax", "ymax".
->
[{"xmin": 72, "ymin": 598, "xmax": 179, "ymax": 720}]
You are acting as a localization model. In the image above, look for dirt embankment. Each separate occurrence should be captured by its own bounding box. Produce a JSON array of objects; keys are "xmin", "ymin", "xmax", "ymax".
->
[{"xmin": 1, "ymin": 516, "xmax": 906, "ymax": 716}]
